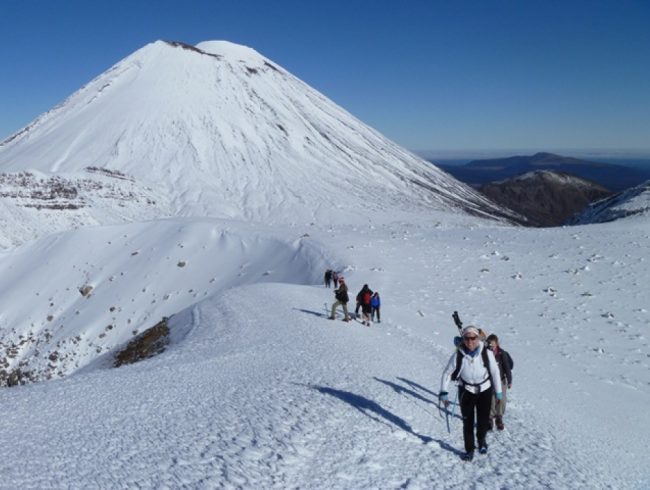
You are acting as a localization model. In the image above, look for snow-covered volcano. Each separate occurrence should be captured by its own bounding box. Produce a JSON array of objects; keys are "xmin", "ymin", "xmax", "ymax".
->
[{"xmin": 0, "ymin": 40, "xmax": 513, "ymax": 225}]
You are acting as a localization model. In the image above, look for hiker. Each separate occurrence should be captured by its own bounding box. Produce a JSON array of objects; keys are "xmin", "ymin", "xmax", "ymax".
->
[
  {"xmin": 354, "ymin": 284, "xmax": 372, "ymax": 315},
  {"xmin": 440, "ymin": 325, "xmax": 503, "ymax": 461},
  {"xmin": 370, "ymin": 291, "xmax": 381, "ymax": 323},
  {"xmin": 329, "ymin": 277, "xmax": 350, "ymax": 322},
  {"xmin": 332, "ymin": 271, "xmax": 339, "ymax": 288},
  {"xmin": 355, "ymin": 284, "xmax": 373, "ymax": 326},
  {"xmin": 486, "ymin": 334, "xmax": 513, "ymax": 431},
  {"xmin": 324, "ymin": 269, "xmax": 333, "ymax": 288}
]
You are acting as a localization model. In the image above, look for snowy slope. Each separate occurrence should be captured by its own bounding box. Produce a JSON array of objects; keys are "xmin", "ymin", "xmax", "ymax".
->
[
  {"xmin": 1, "ymin": 38, "xmax": 648, "ymax": 489},
  {"xmin": 0, "ymin": 40, "xmax": 513, "ymax": 226},
  {"xmin": 0, "ymin": 216, "xmax": 649, "ymax": 488},
  {"xmin": 0, "ymin": 168, "xmax": 171, "ymax": 248},
  {"xmin": 0, "ymin": 218, "xmax": 328, "ymax": 382},
  {"xmin": 571, "ymin": 180, "xmax": 650, "ymax": 224}
]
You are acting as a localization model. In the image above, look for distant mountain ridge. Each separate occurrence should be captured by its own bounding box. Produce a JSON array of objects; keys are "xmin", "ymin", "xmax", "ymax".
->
[
  {"xmin": 478, "ymin": 170, "xmax": 612, "ymax": 227},
  {"xmin": 438, "ymin": 152, "xmax": 650, "ymax": 192}
]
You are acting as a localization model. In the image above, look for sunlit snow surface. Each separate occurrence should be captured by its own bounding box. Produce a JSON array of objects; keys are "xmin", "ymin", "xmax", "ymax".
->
[
  {"xmin": 0, "ymin": 39, "xmax": 648, "ymax": 488},
  {"xmin": 0, "ymin": 40, "xmax": 510, "ymax": 226},
  {"xmin": 0, "ymin": 216, "xmax": 648, "ymax": 489}
]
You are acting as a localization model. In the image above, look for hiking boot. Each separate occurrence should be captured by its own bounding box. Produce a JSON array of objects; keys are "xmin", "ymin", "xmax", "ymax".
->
[
  {"xmin": 328, "ymin": 316, "xmax": 335, "ymax": 320},
  {"xmin": 343, "ymin": 318, "xmax": 351, "ymax": 322},
  {"xmin": 496, "ymin": 416, "xmax": 504, "ymax": 430},
  {"xmin": 479, "ymin": 444, "xmax": 488, "ymax": 455},
  {"xmin": 460, "ymin": 451, "xmax": 474, "ymax": 462}
]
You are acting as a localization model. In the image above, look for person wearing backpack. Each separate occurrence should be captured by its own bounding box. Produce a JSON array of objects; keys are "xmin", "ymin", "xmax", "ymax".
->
[
  {"xmin": 370, "ymin": 291, "xmax": 381, "ymax": 323},
  {"xmin": 329, "ymin": 277, "xmax": 350, "ymax": 322},
  {"xmin": 440, "ymin": 326, "xmax": 503, "ymax": 461},
  {"xmin": 332, "ymin": 271, "xmax": 339, "ymax": 288},
  {"xmin": 487, "ymin": 334, "xmax": 512, "ymax": 431},
  {"xmin": 324, "ymin": 269, "xmax": 333, "ymax": 288},
  {"xmin": 358, "ymin": 284, "xmax": 374, "ymax": 326},
  {"xmin": 355, "ymin": 284, "xmax": 373, "ymax": 325}
]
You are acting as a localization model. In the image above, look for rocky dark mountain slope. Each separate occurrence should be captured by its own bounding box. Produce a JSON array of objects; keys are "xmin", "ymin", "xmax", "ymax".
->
[{"xmin": 478, "ymin": 170, "xmax": 612, "ymax": 227}]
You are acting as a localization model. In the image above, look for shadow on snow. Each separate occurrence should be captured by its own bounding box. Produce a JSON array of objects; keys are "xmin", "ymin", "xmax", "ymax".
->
[
  {"xmin": 395, "ymin": 376, "xmax": 440, "ymax": 397},
  {"xmin": 293, "ymin": 307, "xmax": 328, "ymax": 319},
  {"xmin": 374, "ymin": 377, "xmax": 461, "ymax": 421},
  {"xmin": 307, "ymin": 383, "xmax": 463, "ymax": 457},
  {"xmin": 373, "ymin": 377, "xmax": 436, "ymax": 404},
  {"xmin": 308, "ymin": 384, "xmax": 432, "ymax": 444}
]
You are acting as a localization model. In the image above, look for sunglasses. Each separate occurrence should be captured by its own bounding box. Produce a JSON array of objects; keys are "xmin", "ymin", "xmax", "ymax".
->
[{"xmin": 463, "ymin": 336, "xmax": 478, "ymax": 341}]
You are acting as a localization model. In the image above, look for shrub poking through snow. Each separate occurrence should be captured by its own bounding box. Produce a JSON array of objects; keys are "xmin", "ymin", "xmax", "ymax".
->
[{"xmin": 113, "ymin": 317, "xmax": 170, "ymax": 367}]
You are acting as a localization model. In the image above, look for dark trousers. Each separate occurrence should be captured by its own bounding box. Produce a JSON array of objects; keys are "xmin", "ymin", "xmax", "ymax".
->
[
  {"xmin": 459, "ymin": 387, "xmax": 493, "ymax": 452},
  {"xmin": 371, "ymin": 306, "xmax": 380, "ymax": 321}
]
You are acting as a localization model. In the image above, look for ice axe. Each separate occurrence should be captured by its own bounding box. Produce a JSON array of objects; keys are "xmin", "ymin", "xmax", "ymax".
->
[{"xmin": 452, "ymin": 310, "xmax": 463, "ymax": 333}]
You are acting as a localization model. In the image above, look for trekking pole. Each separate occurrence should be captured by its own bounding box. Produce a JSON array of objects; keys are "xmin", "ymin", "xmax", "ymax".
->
[
  {"xmin": 444, "ymin": 312, "xmax": 463, "ymax": 432},
  {"xmin": 444, "ymin": 401, "xmax": 451, "ymax": 434},
  {"xmin": 451, "ymin": 388, "xmax": 459, "ymax": 420}
]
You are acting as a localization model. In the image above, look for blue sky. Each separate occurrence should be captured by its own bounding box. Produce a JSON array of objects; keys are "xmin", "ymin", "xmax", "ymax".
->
[{"xmin": 1, "ymin": 0, "xmax": 649, "ymax": 155}]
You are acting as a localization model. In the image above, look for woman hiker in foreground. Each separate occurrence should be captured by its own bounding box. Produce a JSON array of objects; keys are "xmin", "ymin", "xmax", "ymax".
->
[{"xmin": 439, "ymin": 325, "xmax": 503, "ymax": 461}]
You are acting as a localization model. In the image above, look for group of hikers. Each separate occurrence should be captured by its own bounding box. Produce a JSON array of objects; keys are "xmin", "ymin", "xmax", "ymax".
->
[
  {"xmin": 440, "ymin": 322, "xmax": 514, "ymax": 461},
  {"xmin": 322, "ymin": 270, "xmax": 513, "ymax": 462},
  {"xmin": 324, "ymin": 270, "xmax": 380, "ymax": 326},
  {"xmin": 323, "ymin": 269, "xmax": 340, "ymax": 288}
]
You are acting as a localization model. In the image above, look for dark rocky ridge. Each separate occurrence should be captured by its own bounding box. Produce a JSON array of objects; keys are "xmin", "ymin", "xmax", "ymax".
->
[{"xmin": 478, "ymin": 170, "xmax": 612, "ymax": 227}]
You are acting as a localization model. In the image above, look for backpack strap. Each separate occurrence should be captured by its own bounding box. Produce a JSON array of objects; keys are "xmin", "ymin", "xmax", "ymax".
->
[
  {"xmin": 482, "ymin": 347, "xmax": 494, "ymax": 390},
  {"xmin": 452, "ymin": 347, "xmax": 494, "ymax": 389},
  {"xmin": 451, "ymin": 350, "xmax": 463, "ymax": 381}
]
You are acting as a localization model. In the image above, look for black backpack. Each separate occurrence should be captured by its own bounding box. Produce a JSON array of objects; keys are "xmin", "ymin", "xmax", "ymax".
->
[{"xmin": 503, "ymin": 350, "xmax": 514, "ymax": 370}]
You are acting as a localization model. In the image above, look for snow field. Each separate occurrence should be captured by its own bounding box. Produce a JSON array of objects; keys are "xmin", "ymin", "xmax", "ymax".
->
[
  {"xmin": 0, "ymin": 218, "xmax": 330, "ymax": 381},
  {"xmin": 1, "ymin": 216, "xmax": 648, "ymax": 488},
  {"xmin": 0, "ymin": 35, "xmax": 647, "ymax": 490}
]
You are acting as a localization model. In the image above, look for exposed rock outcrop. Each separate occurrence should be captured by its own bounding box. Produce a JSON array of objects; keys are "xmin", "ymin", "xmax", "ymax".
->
[{"xmin": 478, "ymin": 170, "xmax": 612, "ymax": 227}]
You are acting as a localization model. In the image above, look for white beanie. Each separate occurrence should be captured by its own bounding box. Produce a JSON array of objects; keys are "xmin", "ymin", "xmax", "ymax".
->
[{"xmin": 462, "ymin": 326, "xmax": 480, "ymax": 337}]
